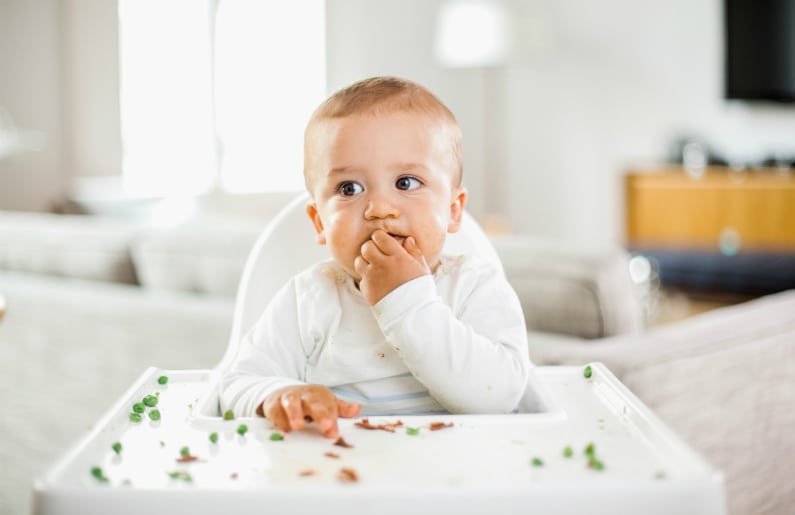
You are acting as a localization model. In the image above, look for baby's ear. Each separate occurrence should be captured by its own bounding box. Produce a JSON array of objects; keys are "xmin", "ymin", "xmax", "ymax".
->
[
  {"xmin": 306, "ymin": 202, "xmax": 327, "ymax": 245},
  {"xmin": 446, "ymin": 188, "xmax": 468, "ymax": 234}
]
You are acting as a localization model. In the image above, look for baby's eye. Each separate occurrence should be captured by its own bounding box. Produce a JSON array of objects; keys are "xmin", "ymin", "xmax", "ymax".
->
[
  {"xmin": 396, "ymin": 176, "xmax": 421, "ymax": 191},
  {"xmin": 337, "ymin": 181, "xmax": 363, "ymax": 197}
]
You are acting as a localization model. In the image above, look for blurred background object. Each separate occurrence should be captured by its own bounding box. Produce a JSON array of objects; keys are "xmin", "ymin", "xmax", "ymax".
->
[{"xmin": 0, "ymin": 107, "xmax": 44, "ymax": 162}]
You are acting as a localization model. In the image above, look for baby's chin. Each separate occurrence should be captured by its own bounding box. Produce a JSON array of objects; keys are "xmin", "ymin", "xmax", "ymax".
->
[{"xmin": 342, "ymin": 264, "xmax": 359, "ymax": 281}]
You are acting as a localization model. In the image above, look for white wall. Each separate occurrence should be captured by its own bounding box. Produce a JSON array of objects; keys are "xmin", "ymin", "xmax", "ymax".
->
[
  {"xmin": 2, "ymin": 0, "xmax": 794, "ymax": 245},
  {"xmin": 0, "ymin": 0, "xmax": 64, "ymax": 211},
  {"xmin": 0, "ymin": 0, "xmax": 120, "ymax": 211},
  {"xmin": 61, "ymin": 0, "xmax": 122, "ymax": 182}
]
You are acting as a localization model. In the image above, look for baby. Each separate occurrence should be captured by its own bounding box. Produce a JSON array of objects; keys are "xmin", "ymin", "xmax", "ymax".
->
[{"xmin": 220, "ymin": 76, "xmax": 529, "ymax": 438}]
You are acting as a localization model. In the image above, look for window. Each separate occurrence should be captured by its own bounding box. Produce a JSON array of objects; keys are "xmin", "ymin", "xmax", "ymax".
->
[{"xmin": 118, "ymin": 0, "xmax": 326, "ymax": 197}]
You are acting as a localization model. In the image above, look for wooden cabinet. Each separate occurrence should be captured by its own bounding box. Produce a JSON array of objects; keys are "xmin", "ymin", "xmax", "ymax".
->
[{"xmin": 625, "ymin": 166, "xmax": 795, "ymax": 253}]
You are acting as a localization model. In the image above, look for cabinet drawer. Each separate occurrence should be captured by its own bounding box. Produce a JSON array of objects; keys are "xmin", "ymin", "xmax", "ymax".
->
[{"xmin": 625, "ymin": 167, "xmax": 795, "ymax": 251}]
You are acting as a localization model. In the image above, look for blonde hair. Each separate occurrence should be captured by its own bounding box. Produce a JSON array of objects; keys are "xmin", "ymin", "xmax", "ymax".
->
[{"xmin": 304, "ymin": 76, "xmax": 463, "ymax": 186}]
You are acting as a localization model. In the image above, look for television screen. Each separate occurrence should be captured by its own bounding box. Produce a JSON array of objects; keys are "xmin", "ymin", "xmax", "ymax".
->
[{"xmin": 725, "ymin": 0, "xmax": 795, "ymax": 102}]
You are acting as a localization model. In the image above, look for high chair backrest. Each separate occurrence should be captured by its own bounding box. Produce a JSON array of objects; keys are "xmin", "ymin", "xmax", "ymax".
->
[{"xmin": 215, "ymin": 192, "xmax": 503, "ymax": 372}]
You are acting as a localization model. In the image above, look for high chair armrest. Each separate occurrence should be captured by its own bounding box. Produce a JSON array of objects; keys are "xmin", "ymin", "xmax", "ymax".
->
[{"xmin": 491, "ymin": 236, "xmax": 644, "ymax": 339}]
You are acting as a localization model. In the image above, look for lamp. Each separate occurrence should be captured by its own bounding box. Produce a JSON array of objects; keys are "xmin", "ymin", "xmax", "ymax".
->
[{"xmin": 434, "ymin": 0, "xmax": 513, "ymax": 68}]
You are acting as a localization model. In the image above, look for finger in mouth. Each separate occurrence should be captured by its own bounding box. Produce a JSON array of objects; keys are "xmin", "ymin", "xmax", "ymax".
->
[{"xmin": 388, "ymin": 233, "xmax": 407, "ymax": 245}]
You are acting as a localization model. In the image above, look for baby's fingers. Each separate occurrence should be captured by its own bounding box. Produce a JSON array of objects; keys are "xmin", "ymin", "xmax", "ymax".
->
[
  {"xmin": 262, "ymin": 398, "xmax": 291, "ymax": 433},
  {"xmin": 404, "ymin": 237, "xmax": 428, "ymax": 267},
  {"xmin": 337, "ymin": 399, "xmax": 362, "ymax": 419},
  {"xmin": 370, "ymin": 230, "xmax": 400, "ymax": 254},
  {"xmin": 280, "ymin": 392, "xmax": 307, "ymax": 431},
  {"xmin": 354, "ymin": 255, "xmax": 368, "ymax": 276},
  {"xmin": 305, "ymin": 401, "xmax": 340, "ymax": 438}
]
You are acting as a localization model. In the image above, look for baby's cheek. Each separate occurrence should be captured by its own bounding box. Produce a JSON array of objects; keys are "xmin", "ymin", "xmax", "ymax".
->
[{"xmin": 418, "ymin": 218, "xmax": 448, "ymax": 254}]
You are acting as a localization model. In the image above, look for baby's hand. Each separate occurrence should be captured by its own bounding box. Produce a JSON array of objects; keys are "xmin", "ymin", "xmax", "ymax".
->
[
  {"xmin": 260, "ymin": 384, "xmax": 361, "ymax": 438},
  {"xmin": 354, "ymin": 230, "xmax": 430, "ymax": 305}
]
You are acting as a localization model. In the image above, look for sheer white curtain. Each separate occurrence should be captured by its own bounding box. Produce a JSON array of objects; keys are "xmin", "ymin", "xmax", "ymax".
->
[{"xmin": 118, "ymin": 0, "xmax": 326, "ymax": 197}]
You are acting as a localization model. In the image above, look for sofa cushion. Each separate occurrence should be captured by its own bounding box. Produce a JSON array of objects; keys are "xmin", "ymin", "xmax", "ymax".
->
[
  {"xmin": 492, "ymin": 236, "xmax": 644, "ymax": 339},
  {"xmin": 0, "ymin": 211, "xmax": 140, "ymax": 283},
  {"xmin": 131, "ymin": 216, "xmax": 267, "ymax": 297}
]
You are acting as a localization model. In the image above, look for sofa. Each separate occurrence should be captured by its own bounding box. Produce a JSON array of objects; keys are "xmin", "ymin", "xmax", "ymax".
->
[{"xmin": 0, "ymin": 207, "xmax": 792, "ymax": 515}]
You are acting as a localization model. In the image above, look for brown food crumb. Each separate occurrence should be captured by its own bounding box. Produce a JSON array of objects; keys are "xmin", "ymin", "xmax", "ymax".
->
[
  {"xmin": 334, "ymin": 436, "xmax": 354, "ymax": 448},
  {"xmin": 176, "ymin": 454, "xmax": 200, "ymax": 463},
  {"xmin": 355, "ymin": 418, "xmax": 404, "ymax": 432},
  {"xmin": 324, "ymin": 451, "xmax": 340, "ymax": 459},
  {"xmin": 429, "ymin": 422, "xmax": 454, "ymax": 431},
  {"xmin": 338, "ymin": 468, "xmax": 358, "ymax": 482},
  {"xmin": 299, "ymin": 469, "xmax": 316, "ymax": 477},
  {"xmin": 377, "ymin": 352, "xmax": 385, "ymax": 358},
  {"xmin": 230, "ymin": 473, "xmax": 238, "ymax": 480}
]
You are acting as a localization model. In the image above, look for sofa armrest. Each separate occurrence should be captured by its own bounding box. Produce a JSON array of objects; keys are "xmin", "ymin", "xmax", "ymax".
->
[{"xmin": 492, "ymin": 236, "xmax": 644, "ymax": 339}]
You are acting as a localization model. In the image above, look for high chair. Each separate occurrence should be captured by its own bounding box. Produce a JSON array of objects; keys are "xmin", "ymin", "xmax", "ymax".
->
[{"xmin": 33, "ymin": 193, "xmax": 727, "ymax": 515}]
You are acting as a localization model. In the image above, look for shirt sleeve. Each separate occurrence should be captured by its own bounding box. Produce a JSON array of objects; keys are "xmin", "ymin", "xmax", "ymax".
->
[
  {"xmin": 372, "ymin": 258, "xmax": 530, "ymax": 414},
  {"xmin": 219, "ymin": 279, "xmax": 309, "ymax": 417}
]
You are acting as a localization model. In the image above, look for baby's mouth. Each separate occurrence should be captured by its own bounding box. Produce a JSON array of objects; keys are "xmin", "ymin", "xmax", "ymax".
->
[{"xmin": 388, "ymin": 233, "xmax": 407, "ymax": 246}]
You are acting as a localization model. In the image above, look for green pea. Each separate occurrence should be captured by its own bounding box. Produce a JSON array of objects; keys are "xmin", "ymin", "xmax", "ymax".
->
[
  {"xmin": 158, "ymin": 375, "xmax": 169, "ymax": 385},
  {"xmin": 406, "ymin": 427, "xmax": 420, "ymax": 436},
  {"xmin": 91, "ymin": 466, "xmax": 108, "ymax": 482},
  {"xmin": 167, "ymin": 471, "xmax": 192, "ymax": 482},
  {"xmin": 143, "ymin": 395, "xmax": 158, "ymax": 407},
  {"xmin": 129, "ymin": 413, "xmax": 142, "ymax": 423},
  {"xmin": 209, "ymin": 432, "xmax": 219, "ymax": 443},
  {"xmin": 562, "ymin": 446, "xmax": 573, "ymax": 458},
  {"xmin": 111, "ymin": 442, "xmax": 122, "ymax": 455},
  {"xmin": 132, "ymin": 402, "xmax": 145, "ymax": 414},
  {"xmin": 237, "ymin": 424, "xmax": 248, "ymax": 436},
  {"xmin": 269, "ymin": 432, "xmax": 283, "ymax": 441},
  {"xmin": 223, "ymin": 410, "xmax": 235, "ymax": 421},
  {"xmin": 531, "ymin": 457, "xmax": 544, "ymax": 467},
  {"xmin": 148, "ymin": 409, "xmax": 161, "ymax": 421},
  {"xmin": 588, "ymin": 458, "xmax": 605, "ymax": 470},
  {"xmin": 584, "ymin": 365, "xmax": 592, "ymax": 378}
]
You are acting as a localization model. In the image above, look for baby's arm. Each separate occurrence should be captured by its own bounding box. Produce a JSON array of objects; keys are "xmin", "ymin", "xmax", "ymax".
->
[
  {"xmin": 373, "ymin": 258, "xmax": 529, "ymax": 413},
  {"xmin": 220, "ymin": 279, "xmax": 360, "ymax": 437}
]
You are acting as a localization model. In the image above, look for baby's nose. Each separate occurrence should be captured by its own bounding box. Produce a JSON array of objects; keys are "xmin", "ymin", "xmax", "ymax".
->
[{"xmin": 364, "ymin": 193, "xmax": 399, "ymax": 219}]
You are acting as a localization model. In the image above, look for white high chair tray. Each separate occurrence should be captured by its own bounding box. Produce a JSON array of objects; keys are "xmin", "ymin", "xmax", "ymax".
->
[{"xmin": 33, "ymin": 364, "xmax": 726, "ymax": 515}]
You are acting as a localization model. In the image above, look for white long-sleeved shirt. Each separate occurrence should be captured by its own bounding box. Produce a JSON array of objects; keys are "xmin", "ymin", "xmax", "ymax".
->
[{"xmin": 220, "ymin": 254, "xmax": 530, "ymax": 416}]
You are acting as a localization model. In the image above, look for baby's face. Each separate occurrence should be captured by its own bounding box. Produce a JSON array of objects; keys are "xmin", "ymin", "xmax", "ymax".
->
[{"xmin": 305, "ymin": 111, "xmax": 466, "ymax": 281}]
